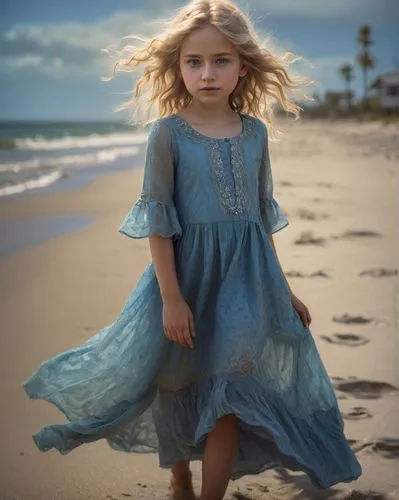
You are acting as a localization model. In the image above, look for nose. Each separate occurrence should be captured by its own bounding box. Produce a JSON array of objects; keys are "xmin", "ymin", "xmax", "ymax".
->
[{"xmin": 201, "ymin": 62, "xmax": 215, "ymax": 82}]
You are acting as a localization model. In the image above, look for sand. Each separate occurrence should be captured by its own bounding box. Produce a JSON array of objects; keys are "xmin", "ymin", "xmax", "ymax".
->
[{"xmin": 0, "ymin": 119, "xmax": 398, "ymax": 499}]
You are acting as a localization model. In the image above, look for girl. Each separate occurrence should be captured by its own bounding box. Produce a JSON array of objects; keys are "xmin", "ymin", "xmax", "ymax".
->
[{"xmin": 24, "ymin": 1, "xmax": 362, "ymax": 499}]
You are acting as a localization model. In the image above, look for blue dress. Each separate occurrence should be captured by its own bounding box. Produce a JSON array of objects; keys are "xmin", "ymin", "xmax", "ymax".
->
[{"xmin": 24, "ymin": 114, "xmax": 361, "ymax": 488}]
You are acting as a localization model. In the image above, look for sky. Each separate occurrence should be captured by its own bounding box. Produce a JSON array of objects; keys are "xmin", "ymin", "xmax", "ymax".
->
[{"xmin": 1, "ymin": 0, "xmax": 398, "ymax": 121}]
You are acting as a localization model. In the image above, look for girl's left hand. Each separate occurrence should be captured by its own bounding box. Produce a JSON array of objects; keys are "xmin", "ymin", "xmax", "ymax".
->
[{"xmin": 291, "ymin": 294, "xmax": 312, "ymax": 327}]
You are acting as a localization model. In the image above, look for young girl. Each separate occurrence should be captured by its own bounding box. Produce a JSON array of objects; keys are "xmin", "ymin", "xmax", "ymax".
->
[{"xmin": 24, "ymin": 1, "xmax": 362, "ymax": 498}]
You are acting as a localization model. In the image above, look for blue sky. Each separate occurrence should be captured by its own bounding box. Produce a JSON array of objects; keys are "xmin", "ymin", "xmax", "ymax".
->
[{"xmin": 1, "ymin": 0, "xmax": 398, "ymax": 121}]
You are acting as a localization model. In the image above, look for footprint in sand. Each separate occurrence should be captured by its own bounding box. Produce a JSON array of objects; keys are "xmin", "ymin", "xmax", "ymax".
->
[
  {"xmin": 286, "ymin": 270, "xmax": 331, "ymax": 279},
  {"xmin": 320, "ymin": 333, "xmax": 370, "ymax": 347},
  {"xmin": 245, "ymin": 483, "xmax": 269, "ymax": 494},
  {"xmin": 332, "ymin": 378, "xmax": 398, "ymax": 399},
  {"xmin": 332, "ymin": 313, "xmax": 388, "ymax": 326},
  {"xmin": 333, "ymin": 313, "xmax": 373, "ymax": 325},
  {"xmin": 286, "ymin": 270, "xmax": 306, "ymax": 278},
  {"xmin": 232, "ymin": 483, "xmax": 269, "ymax": 499},
  {"xmin": 297, "ymin": 208, "xmax": 318, "ymax": 220},
  {"xmin": 296, "ymin": 208, "xmax": 329, "ymax": 221},
  {"xmin": 343, "ymin": 406, "xmax": 373, "ymax": 420},
  {"xmin": 359, "ymin": 268, "xmax": 398, "ymax": 278},
  {"xmin": 332, "ymin": 229, "xmax": 382, "ymax": 240},
  {"xmin": 341, "ymin": 489, "xmax": 394, "ymax": 500},
  {"xmin": 310, "ymin": 270, "xmax": 331, "ymax": 278},
  {"xmin": 294, "ymin": 231, "xmax": 326, "ymax": 246},
  {"xmin": 352, "ymin": 438, "xmax": 399, "ymax": 460},
  {"xmin": 232, "ymin": 493, "xmax": 253, "ymax": 500},
  {"xmin": 348, "ymin": 438, "xmax": 367, "ymax": 451},
  {"xmin": 370, "ymin": 438, "xmax": 399, "ymax": 459}
]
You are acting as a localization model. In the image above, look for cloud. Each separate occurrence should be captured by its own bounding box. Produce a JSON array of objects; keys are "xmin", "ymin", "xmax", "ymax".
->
[
  {"xmin": 0, "ymin": 8, "xmax": 171, "ymax": 79},
  {"xmin": 1, "ymin": 30, "xmax": 95, "ymax": 77}
]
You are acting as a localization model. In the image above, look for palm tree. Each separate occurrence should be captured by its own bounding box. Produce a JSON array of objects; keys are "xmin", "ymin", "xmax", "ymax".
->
[
  {"xmin": 356, "ymin": 25, "xmax": 376, "ymax": 108},
  {"xmin": 339, "ymin": 64, "xmax": 354, "ymax": 108}
]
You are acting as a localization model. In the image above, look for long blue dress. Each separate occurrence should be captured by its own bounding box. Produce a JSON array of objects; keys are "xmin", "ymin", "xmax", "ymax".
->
[{"xmin": 24, "ymin": 114, "xmax": 361, "ymax": 488}]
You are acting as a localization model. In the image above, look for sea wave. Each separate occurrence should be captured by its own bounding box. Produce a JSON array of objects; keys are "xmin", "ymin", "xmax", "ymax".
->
[
  {"xmin": 0, "ymin": 146, "xmax": 141, "ymax": 173},
  {"xmin": 14, "ymin": 132, "xmax": 148, "ymax": 151},
  {"xmin": 0, "ymin": 170, "xmax": 64, "ymax": 197}
]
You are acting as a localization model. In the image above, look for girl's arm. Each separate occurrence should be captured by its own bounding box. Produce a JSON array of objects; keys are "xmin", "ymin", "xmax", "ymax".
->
[
  {"xmin": 119, "ymin": 121, "xmax": 195, "ymax": 348},
  {"xmin": 149, "ymin": 235, "xmax": 181, "ymax": 301},
  {"xmin": 149, "ymin": 235, "xmax": 195, "ymax": 348}
]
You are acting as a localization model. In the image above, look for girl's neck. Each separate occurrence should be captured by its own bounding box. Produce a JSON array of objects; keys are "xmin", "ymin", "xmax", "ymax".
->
[{"xmin": 181, "ymin": 101, "xmax": 237, "ymax": 124}]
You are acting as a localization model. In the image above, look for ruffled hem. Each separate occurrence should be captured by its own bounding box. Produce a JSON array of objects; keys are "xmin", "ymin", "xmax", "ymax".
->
[
  {"xmin": 24, "ymin": 374, "xmax": 361, "ymax": 489},
  {"xmin": 118, "ymin": 198, "xmax": 182, "ymax": 239},
  {"xmin": 156, "ymin": 377, "xmax": 361, "ymax": 488},
  {"xmin": 263, "ymin": 198, "xmax": 289, "ymax": 235}
]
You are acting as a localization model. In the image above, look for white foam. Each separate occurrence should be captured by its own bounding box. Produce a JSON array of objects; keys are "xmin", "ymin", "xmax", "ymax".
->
[
  {"xmin": 0, "ymin": 170, "xmax": 64, "ymax": 197},
  {"xmin": 15, "ymin": 132, "xmax": 148, "ymax": 151},
  {"xmin": 0, "ymin": 146, "xmax": 141, "ymax": 173}
]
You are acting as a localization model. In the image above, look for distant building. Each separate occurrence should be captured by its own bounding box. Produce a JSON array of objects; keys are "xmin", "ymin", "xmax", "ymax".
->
[
  {"xmin": 370, "ymin": 70, "xmax": 399, "ymax": 109},
  {"xmin": 324, "ymin": 91, "xmax": 350, "ymax": 111}
]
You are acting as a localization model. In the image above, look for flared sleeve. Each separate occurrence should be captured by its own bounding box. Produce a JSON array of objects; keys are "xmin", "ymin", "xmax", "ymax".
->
[
  {"xmin": 119, "ymin": 120, "xmax": 182, "ymax": 239},
  {"xmin": 259, "ymin": 123, "xmax": 289, "ymax": 235}
]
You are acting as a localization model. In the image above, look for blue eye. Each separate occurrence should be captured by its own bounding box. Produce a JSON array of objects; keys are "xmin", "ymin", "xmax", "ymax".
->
[{"xmin": 187, "ymin": 59, "xmax": 201, "ymax": 67}]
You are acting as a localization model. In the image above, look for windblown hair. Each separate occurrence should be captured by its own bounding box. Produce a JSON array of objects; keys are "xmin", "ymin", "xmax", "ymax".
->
[{"xmin": 107, "ymin": 0, "xmax": 310, "ymax": 132}]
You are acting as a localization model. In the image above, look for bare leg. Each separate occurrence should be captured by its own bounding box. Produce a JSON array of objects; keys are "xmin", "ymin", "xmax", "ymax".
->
[
  {"xmin": 170, "ymin": 460, "xmax": 196, "ymax": 500},
  {"xmin": 201, "ymin": 414, "xmax": 238, "ymax": 500}
]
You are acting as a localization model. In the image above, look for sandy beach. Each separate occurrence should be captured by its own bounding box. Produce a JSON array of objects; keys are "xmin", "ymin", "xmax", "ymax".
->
[{"xmin": 1, "ymin": 118, "xmax": 398, "ymax": 499}]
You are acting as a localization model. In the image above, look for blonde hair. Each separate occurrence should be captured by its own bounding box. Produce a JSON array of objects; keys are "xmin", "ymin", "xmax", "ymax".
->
[{"xmin": 107, "ymin": 0, "xmax": 310, "ymax": 132}]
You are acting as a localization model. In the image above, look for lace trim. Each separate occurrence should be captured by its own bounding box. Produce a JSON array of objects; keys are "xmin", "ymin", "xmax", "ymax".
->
[{"xmin": 173, "ymin": 115, "xmax": 256, "ymax": 215}]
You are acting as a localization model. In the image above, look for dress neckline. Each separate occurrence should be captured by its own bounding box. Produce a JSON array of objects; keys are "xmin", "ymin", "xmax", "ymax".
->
[{"xmin": 172, "ymin": 113, "xmax": 249, "ymax": 142}]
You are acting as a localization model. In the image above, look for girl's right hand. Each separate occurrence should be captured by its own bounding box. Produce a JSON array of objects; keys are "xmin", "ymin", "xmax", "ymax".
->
[{"xmin": 162, "ymin": 297, "xmax": 196, "ymax": 348}]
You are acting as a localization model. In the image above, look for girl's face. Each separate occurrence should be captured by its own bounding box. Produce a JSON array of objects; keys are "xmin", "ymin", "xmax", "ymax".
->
[{"xmin": 179, "ymin": 24, "xmax": 247, "ymax": 107}]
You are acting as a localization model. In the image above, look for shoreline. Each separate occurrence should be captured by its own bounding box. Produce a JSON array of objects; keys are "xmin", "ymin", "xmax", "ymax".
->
[
  {"xmin": 0, "ymin": 119, "xmax": 398, "ymax": 499},
  {"xmin": 1, "ymin": 152, "xmax": 143, "ymax": 201},
  {"xmin": 0, "ymin": 159, "xmax": 143, "ymax": 260}
]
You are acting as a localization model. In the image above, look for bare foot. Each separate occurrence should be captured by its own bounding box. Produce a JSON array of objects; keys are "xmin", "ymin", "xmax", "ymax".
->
[{"xmin": 169, "ymin": 471, "xmax": 197, "ymax": 500}]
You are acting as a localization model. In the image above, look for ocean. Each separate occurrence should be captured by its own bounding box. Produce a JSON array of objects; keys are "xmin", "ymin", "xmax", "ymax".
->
[{"xmin": 0, "ymin": 120, "xmax": 149, "ymax": 197}]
